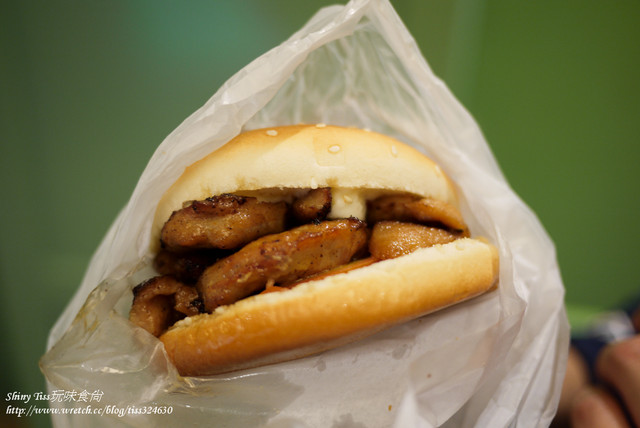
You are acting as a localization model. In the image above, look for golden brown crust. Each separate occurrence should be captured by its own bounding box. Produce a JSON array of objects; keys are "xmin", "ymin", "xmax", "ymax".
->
[{"xmin": 160, "ymin": 238, "xmax": 499, "ymax": 376}]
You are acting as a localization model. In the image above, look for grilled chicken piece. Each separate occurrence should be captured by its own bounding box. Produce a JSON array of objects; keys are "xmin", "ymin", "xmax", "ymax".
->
[
  {"xmin": 367, "ymin": 194, "xmax": 469, "ymax": 233},
  {"xmin": 129, "ymin": 276, "xmax": 203, "ymax": 337},
  {"xmin": 292, "ymin": 187, "xmax": 332, "ymax": 223},
  {"xmin": 160, "ymin": 194, "xmax": 288, "ymax": 252},
  {"xmin": 198, "ymin": 218, "xmax": 368, "ymax": 312},
  {"xmin": 369, "ymin": 221, "xmax": 462, "ymax": 260}
]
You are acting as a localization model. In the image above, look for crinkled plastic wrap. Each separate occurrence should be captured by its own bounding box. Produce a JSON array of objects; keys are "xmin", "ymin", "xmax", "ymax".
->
[{"xmin": 40, "ymin": 0, "xmax": 569, "ymax": 427}]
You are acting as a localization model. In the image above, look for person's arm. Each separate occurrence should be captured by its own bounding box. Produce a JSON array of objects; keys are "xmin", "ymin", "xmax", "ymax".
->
[{"xmin": 555, "ymin": 306, "xmax": 640, "ymax": 428}]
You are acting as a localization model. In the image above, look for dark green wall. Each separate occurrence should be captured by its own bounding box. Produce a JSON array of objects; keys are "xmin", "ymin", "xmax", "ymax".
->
[{"xmin": 2, "ymin": 1, "xmax": 639, "ymax": 427}]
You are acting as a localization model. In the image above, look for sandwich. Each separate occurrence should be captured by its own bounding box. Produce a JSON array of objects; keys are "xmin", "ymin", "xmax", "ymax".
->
[{"xmin": 128, "ymin": 124, "xmax": 499, "ymax": 376}]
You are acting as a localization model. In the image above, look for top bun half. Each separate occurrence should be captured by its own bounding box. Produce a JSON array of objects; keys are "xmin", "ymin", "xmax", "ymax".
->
[{"xmin": 152, "ymin": 124, "xmax": 459, "ymax": 249}]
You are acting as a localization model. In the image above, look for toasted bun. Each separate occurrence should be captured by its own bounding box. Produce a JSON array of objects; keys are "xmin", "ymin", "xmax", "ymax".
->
[
  {"xmin": 160, "ymin": 238, "xmax": 499, "ymax": 376},
  {"xmin": 151, "ymin": 124, "xmax": 458, "ymax": 250}
]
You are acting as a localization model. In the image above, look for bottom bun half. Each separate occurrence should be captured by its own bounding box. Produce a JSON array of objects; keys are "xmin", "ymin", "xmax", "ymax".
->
[{"xmin": 160, "ymin": 238, "xmax": 499, "ymax": 377}]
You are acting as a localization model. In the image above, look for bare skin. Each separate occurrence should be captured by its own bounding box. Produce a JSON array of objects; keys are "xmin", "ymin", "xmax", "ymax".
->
[{"xmin": 555, "ymin": 308, "xmax": 640, "ymax": 428}]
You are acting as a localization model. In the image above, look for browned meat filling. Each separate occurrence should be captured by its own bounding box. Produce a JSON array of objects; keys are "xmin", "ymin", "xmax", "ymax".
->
[
  {"xmin": 130, "ymin": 188, "xmax": 469, "ymax": 337},
  {"xmin": 280, "ymin": 257, "xmax": 377, "ymax": 290},
  {"xmin": 291, "ymin": 188, "xmax": 332, "ymax": 223},
  {"xmin": 198, "ymin": 218, "xmax": 367, "ymax": 312},
  {"xmin": 129, "ymin": 276, "xmax": 203, "ymax": 337},
  {"xmin": 154, "ymin": 249, "xmax": 229, "ymax": 283},
  {"xmin": 161, "ymin": 194, "xmax": 287, "ymax": 251},
  {"xmin": 367, "ymin": 194, "xmax": 469, "ymax": 234},
  {"xmin": 369, "ymin": 221, "xmax": 462, "ymax": 260}
]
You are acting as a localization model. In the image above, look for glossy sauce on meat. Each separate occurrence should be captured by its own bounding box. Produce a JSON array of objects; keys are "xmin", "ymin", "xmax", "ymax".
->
[
  {"xmin": 160, "ymin": 194, "xmax": 287, "ymax": 251},
  {"xmin": 367, "ymin": 194, "xmax": 468, "ymax": 233},
  {"xmin": 369, "ymin": 221, "xmax": 462, "ymax": 260},
  {"xmin": 197, "ymin": 218, "xmax": 367, "ymax": 312},
  {"xmin": 130, "ymin": 189, "xmax": 471, "ymax": 337},
  {"xmin": 291, "ymin": 187, "xmax": 332, "ymax": 223},
  {"xmin": 129, "ymin": 276, "xmax": 202, "ymax": 337}
]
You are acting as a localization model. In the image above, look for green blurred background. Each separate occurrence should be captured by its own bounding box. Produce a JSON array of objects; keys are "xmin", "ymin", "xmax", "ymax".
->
[{"xmin": 2, "ymin": 1, "xmax": 639, "ymax": 427}]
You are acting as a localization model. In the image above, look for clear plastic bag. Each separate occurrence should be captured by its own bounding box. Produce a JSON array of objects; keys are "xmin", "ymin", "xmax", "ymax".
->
[{"xmin": 41, "ymin": 0, "xmax": 569, "ymax": 426}]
